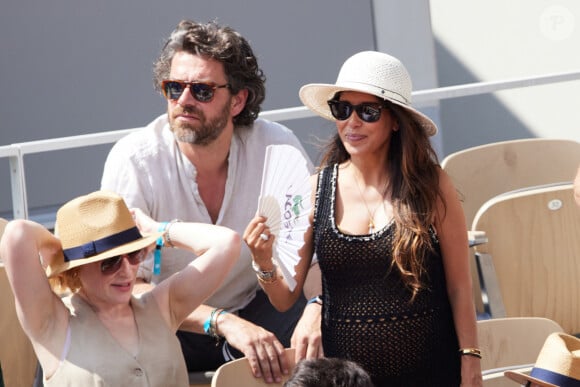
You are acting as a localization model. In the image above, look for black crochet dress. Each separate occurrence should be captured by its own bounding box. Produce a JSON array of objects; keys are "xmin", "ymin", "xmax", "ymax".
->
[{"xmin": 313, "ymin": 165, "xmax": 460, "ymax": 387}]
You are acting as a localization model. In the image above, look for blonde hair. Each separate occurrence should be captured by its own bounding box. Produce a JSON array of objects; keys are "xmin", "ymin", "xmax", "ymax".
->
[{"xmin": 49, "ymin": 267, "xmax": 81, "ymax": 295}]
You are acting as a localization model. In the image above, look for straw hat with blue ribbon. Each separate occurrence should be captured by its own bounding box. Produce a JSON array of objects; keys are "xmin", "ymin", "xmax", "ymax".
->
[
  {"xmin": 505, "ymin": 332, "xmax": 580, "ymax": 387},
  {"xmin": 47, "ymin": 190, "xmax": 163, "ymax": 277}
]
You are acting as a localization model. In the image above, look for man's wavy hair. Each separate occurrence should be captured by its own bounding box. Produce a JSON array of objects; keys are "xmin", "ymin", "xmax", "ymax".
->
[{"xmin": 153, "ymin": 20, "xmax": 266, "ymax": 128}]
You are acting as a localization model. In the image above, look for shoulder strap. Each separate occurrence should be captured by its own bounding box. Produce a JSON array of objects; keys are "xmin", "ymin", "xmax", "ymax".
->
[{"xmin": 313, "ymin": 164, "xmax": 335, "ymax": 245}]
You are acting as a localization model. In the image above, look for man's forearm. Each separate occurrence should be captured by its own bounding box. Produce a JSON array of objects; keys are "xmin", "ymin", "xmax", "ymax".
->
[{"xmin": 179, "ymin": 304, "xmax": 216, "ymax": 334}]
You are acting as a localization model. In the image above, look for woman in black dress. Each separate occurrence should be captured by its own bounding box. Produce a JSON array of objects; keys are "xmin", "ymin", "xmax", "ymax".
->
[{"xmin": 245, "ymin": 51, "xmax": 482, "ymax": 386}]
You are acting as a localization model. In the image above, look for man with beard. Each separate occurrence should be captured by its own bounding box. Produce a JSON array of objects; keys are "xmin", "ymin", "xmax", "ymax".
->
[{"xmin": 101, "ymin": 20, "xmax": 322, "ymax": 384}]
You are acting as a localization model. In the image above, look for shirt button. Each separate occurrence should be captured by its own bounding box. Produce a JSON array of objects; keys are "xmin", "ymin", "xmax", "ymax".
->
[{"xmin": 134, "ymin": 368, "xmax": 143, "ymax": 377}]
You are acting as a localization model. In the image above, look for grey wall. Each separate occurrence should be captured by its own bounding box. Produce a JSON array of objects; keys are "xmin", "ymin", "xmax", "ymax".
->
[
  {"xmin": 6, "ymin": 2, "xmax": 572, "ymax": 220},
  {"xmin": 0, "ymin": 1, "xmax": 376, "ymax": 217},
  {"xmin": 431, "ymin": 0, "xmax": 580, "ymax": 155},
  {"xmin": 372, "ymin": 0, "xmax": 443, "ymax": 157}
]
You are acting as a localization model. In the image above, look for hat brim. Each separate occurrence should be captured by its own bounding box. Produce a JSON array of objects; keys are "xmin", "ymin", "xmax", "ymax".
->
[
  {"xmin": 299, "ymin": 83, "xmax": 437, "ymax": 136},
  {"xmin": 46, "ymin": 231, "xmax": 163, "ymax": 277},
  {"xmin": 504, "ymin": 369, "xmax": 558, "ymax": 387}
]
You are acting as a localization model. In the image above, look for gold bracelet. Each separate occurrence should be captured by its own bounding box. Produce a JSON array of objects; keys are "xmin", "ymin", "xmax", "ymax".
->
[{"xmin": 459, "ymin": 348, "xmax": 482, "ymax": 359}]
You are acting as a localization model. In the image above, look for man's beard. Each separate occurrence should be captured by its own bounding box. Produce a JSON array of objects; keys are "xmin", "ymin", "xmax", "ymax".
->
[{"xmin": 170, "ymin": 101, "xmax": 231, "ymax": 146}]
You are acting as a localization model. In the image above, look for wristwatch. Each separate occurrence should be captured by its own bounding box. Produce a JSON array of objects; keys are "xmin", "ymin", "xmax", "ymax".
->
[{"xmin": 251, "ymin": 259, "xmax": 278, "ymax": 283}]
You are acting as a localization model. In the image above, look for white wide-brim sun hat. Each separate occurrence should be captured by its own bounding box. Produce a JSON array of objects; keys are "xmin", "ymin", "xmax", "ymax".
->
[{"xmin": 299, "ymin": 50, "xmax": 437, "ymax": 136}]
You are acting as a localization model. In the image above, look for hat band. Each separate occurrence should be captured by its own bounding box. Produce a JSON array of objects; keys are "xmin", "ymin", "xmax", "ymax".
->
[
  {"xmin": 530, "ymin": 367, "xmax": 580, "ymax": 386},
  {"xmin": 336, "ymin": 81, "xmax": 410, "ymax": 105},
  {"xmin": 63, "ymin": 227, "xmax": 142, "ymax": 262}
]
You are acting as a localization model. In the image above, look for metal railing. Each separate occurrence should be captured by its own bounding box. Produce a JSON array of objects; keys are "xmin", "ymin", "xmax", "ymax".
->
[{"xmin": 2, "ymin": 70, "xmax": 580, "ymax": 221}]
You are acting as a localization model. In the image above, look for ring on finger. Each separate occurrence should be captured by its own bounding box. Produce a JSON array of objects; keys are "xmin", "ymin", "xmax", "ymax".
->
[{"xmin": 259, "ymin": 233, "xmax": 269, "ymax": 241}]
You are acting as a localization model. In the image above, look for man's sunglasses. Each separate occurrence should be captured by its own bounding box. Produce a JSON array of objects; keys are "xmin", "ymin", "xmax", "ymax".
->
[
  {"xmin": 161, "ymin": 80, "xmax": 230, "ymax": 103},
  {"xmin": 327, "ymin": 100, "xmax": 388, "ymax": 123},
  {"xmin": 100, "ymin": 249, "xmax": 147, "ymax": 275}
]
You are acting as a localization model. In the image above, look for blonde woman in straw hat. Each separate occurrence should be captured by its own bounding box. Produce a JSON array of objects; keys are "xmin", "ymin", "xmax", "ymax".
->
[
  {"xmin": 0, "ymin": 190, "xmax": 240, "ymax": 386},
  {"xmin": 244, "ymin": 51, "xmax": 481, "ymax": 386},
  {"xmin": 505, "ymin": 332, "xmax": 580, "ymax": 387}
]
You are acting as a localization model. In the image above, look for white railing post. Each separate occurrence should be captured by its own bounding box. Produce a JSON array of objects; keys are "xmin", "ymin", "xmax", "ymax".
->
[{"xmin": 8, "ymin": 146, "xmax": 28, "ymax": 219}]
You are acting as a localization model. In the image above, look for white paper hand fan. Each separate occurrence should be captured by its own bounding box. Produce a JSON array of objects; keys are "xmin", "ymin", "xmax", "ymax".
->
[{"xmin": 257, "ymin": 144, "xmax": 312, "ymax": 291}]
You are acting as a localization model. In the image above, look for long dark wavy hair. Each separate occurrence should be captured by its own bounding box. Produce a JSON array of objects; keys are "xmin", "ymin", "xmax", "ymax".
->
[
  {"xmin": 153, "ymin": 20, "xmax": 266, "ymax": 127},
  {"xmin": 319, "ymin": 99, "xmax": 444, "ymax": 299}
]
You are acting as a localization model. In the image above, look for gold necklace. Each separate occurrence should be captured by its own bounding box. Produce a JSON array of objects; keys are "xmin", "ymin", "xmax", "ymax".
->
[{"xmin": 353, "ymin": 174, "xmax": 388, "ymax": 233}]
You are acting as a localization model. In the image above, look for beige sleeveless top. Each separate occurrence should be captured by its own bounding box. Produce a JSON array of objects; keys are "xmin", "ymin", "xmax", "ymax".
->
[{"xmin": 45, "ymin": 293, "xmax": 188, "ymax": 387}]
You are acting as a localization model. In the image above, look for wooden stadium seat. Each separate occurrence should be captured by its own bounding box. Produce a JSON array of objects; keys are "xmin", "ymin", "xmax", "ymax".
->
[
  {"xmin": 211, "ymin": 348, "xmax": 296, "ymax": 387},
  {"xmin": 0, "ymin": 262, "xmax": 38, "ymax": 386},
  {"xmin": 441, "ymin": 138, "xmax": 580, "ymax": 317},
  {"xmin": 473, "ymin": 183, "xmax": 580, "ymax": 333},
  {"xmin": 477, "ymin": 317, "xmax": 563, "ymax": 387},
  {"xmin": 1, "ymin": 218, "xmax": 37, "ymax": 386}
]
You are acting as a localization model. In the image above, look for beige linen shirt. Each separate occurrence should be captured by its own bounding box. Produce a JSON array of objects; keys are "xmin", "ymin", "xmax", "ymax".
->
[{"xmin": 101, "ymin": 114, "xmax": 312, "ymax": 311}]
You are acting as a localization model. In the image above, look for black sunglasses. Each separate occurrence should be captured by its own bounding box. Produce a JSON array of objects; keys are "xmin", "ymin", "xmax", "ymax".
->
[
  {"xmin": 100, "ymin": 249, "xmax": 147, "ymax": 275},
  {"xmin": 161, "ymin": 80, "xmax": 230, "ymax": 103},
  {"xmin": 327, "ymin": 100, "xmax": 387, "ymax": 123}
]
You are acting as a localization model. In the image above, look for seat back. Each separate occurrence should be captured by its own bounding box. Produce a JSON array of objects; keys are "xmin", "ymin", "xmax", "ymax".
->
[
  {"xmin": 211, "ymin": 348, "xmax": 296, "ymax": 387},
  {"xmin": 441, "ymin": 138, "xmax": 580, "ymax": 227},
  {"xmin": 0, "ymin": 218, "xmax": 37, "ymax": 386},
  {"xmin": 473, "ymin": 183, "xmax": 580, "ymax": 333},
  {"xmin": 0, "ymin": 264, "xmax": 38, "ymax": 387},
  {"xmin": 441, "ymin": 138, "xmax": 580, "ymax": 315},
  {"xmin": 478, "ymin": 317, "xmax": 563, "ymax": 387}
]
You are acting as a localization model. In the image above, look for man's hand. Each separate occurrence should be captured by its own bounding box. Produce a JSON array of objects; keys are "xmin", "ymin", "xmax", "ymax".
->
[
  {"xmin": 218, "ymin": 312, "xmax": 290, "ymax": 384},
  {"xmin": 290, "ymin": 302, "xmax": 323, "ymax": 362}
]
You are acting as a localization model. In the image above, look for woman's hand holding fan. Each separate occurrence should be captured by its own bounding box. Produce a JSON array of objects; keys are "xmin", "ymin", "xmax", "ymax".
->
[{"xmin": 256, "ymin": 144, "xmax": 312, "ymax": 291}]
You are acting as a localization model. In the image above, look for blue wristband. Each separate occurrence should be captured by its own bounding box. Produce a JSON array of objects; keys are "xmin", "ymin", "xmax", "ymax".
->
[
  {"xmin": 154, "ymin": 222, "xmax": 169, "ymax": 276},
  {"xmin": 204, "ymin": 308, "xmax": 227, "ymax": 337},
  {"xmin": 203, "ymin": 316, "xmax": 211, "ymax": 335}
]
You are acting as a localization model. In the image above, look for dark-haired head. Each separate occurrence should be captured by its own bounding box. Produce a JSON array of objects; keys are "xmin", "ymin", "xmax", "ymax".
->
[
  {"xmin": 284, "ymin": 357, "xmax": 374, "ymax": 387},
  {"xmin": 153, "ymin": 20, "xmax": 265, "ymax": 127}
]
